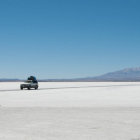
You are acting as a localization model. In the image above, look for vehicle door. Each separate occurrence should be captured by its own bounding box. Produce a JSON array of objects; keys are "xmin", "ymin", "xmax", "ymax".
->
[{"xmin": 31, "ymin": 81, "xmax": 37, "ymax": 88}]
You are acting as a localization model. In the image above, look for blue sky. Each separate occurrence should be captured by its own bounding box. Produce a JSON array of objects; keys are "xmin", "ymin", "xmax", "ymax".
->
[{"xmin": 0, "ymin": 0, "xmax": 140, "ymax": 79}]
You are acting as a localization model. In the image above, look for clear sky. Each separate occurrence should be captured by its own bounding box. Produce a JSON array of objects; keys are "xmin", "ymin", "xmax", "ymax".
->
[{"xmin": 0, "ymin": 0, "xmax": 140, "ymax": 79}]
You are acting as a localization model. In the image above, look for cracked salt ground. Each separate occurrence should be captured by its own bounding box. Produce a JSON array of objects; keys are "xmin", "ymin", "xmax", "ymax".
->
[{"xmin": 0, "ymin": 82, "xmax": 140, "ymax": 139}]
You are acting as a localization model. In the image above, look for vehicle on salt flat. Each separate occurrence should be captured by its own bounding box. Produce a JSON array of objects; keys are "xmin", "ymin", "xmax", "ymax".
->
[{"xmin": 20, "ymin": 76, "xmax": 39, "ymax": 90}]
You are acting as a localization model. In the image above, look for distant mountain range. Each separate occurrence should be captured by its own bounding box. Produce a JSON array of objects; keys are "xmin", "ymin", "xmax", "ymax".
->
[
  {"xmin": 1, "ymin": 67, "xmax": 140, "ymax": 82},
  {"xmin": 0, "ymin": 79, "xmax": 21, "ymax": 82},
  {"xmin": 86, "ymin": 67, "xmax": 140, "ymax": 82}
]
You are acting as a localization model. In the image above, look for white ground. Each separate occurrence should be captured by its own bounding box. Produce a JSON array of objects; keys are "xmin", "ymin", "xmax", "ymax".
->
[{"xmin": 0, "ymin": 82, "xmax": 140, "ymax": 140}]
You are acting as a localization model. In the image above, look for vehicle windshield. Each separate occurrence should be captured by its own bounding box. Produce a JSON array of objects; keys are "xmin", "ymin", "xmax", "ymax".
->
[{"xmin": 25, "ymin": 80, "xmax": 32, "ymax": 83}]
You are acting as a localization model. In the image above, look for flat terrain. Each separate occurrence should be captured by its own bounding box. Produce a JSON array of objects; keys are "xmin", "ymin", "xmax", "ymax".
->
[{"xmin": 0, "ymin": 82, "xmax": 140, "ymax": 140}]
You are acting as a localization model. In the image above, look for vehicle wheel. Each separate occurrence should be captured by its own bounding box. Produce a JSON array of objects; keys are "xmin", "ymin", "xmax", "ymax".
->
[
  {"xmin": 20, "ymin": 87, "xmax": 23, "ymax": 90},
  {"xmin": 28, "ymin": 87, "xmax": 30, "ymax": 90},
  {"xmin": 35, "ymin": 86, "xmax": 38, "ymax": 90}
]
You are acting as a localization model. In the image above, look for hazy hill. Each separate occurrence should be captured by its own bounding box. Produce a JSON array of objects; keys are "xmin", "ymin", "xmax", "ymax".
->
[{"xmin": 88, "ymin": 67, "xmax": 140, "ymax": 81}]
